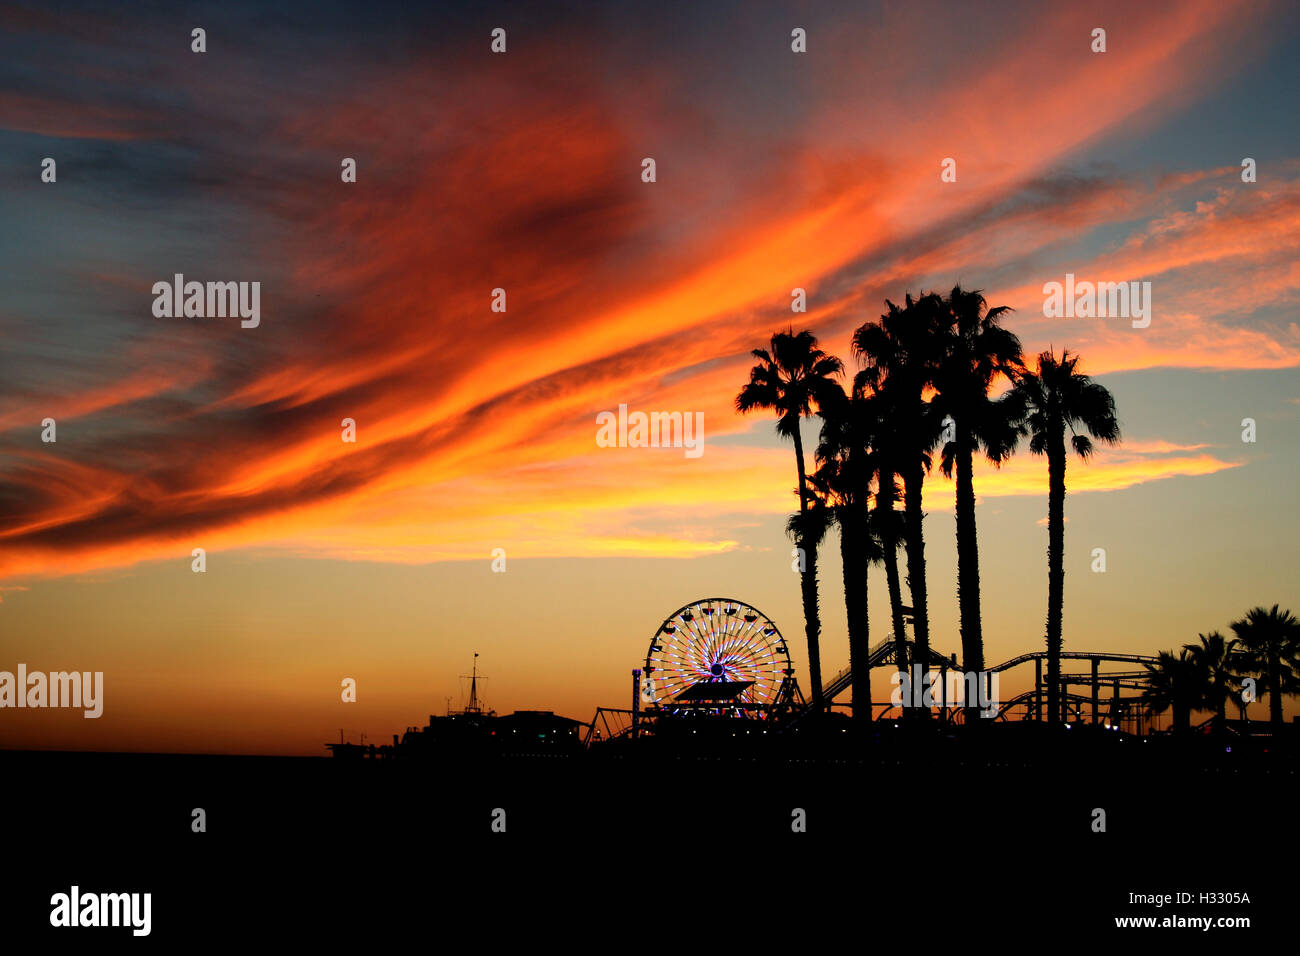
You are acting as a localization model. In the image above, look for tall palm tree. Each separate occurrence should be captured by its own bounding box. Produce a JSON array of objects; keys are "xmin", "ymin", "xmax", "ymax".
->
[
  {"xmin": 932, "ymin": 286, "xmax": 1025, "ymax": 721},
  {"xmin": 1230, "ymin": 604, "xmax": 1300, "ymax": 733},
  {"xmin": 812, "ymin": 384, "xmax": 881, "ymax": 731},
  {"xmin": 1185, "ymin": 631, "xmax": 1242, "ymax": 730},
  {"xmin": 854, "ymin": 294, "xmax": 947, "ymax": 714},
  {"xmin": 1142, "ymin": 648, "xmax": 1204, "ymax": 735},
  {"xmin": 737, "ymin": 329, "xmax": 844, "ymax": 711},
  {"xmin": 1014, "ymin": 349, "xmax": 1120, "ymax": 725}
]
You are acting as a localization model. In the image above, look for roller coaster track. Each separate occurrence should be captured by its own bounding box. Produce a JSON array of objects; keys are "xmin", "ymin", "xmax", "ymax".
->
[
  {"xmin": 820, "ymin": 646, "xmax": 1159, "ymax": 708},
  {"xmin": 821, "ymin": 636, "xmax": 956, "ymax": 700},
  {"xmin": 984, "ymin": 688, "xmax": 1151, "ymax": 722},
  {"xmin": 987, "ymin": 650, "xmax": 1158, "ymax": 673}
]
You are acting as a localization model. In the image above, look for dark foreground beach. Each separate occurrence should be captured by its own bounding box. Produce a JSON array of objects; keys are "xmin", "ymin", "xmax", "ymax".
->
[{"xmin": 2, "ymin": 727, "xmax": 1294, "ymax": 942}]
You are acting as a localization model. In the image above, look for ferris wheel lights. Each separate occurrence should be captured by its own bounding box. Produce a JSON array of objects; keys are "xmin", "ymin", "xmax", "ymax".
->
[{"xmin": 648, "ymin": 599, "xmax": 792, "ymax": 713}]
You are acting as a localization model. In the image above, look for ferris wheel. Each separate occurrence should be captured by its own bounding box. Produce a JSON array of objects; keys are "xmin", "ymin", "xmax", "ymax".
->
[{"xmin": 643, "ymin": 598, "xmax": 794, "ymax": 714}]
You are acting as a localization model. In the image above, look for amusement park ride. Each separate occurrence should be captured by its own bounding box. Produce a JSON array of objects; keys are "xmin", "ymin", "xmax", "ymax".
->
[
  {"xmin": 328, "ymin": 596, "xmax": 1185, "ymax": 759},
  {"xmin": 583, "ymin": 596, "xmax": 1168, "ymax": 747},
  {"xmin": 641, "ymin": 597, "xmax": 803, "ymax": 715}
]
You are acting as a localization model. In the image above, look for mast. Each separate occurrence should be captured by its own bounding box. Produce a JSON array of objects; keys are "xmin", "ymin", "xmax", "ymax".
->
[{"xmin": 460, "ymin": 652, "xmax": 486, "ymax": 715}]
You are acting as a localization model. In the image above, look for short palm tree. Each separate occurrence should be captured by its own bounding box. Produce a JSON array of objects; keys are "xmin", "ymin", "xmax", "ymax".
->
[
  {"xmin": 812, "ymin": 384, "xmax": 882, "ymax": 730},
  {"xmin": 932, "ymin": 286, "xmax": 1025, "ymax": 720},
  {"xmin": 1185, "ymin": 631, "xmax": 1242, "ymax": 730},
  {"xmin": 737, "ymin": 329, "xmax": 844, "ymax": 711},
  {"xmin": 1014, "ymin": 349, "xmax": 1120, "ymax": 725},
  {"xmin": 1229, "ymin": 605, "xmax": 1300, "ymax": 733},
  {"xmin": 786, "ymin": 499, "xmax": 833, "ymax": 711},
  {"xmin": 863, "ymin": 413, "xmax": 911, "ymax": 695},
  {"xmin": 1142, "ymin": 648, "xmax": 1205, "ymax": 735},
  {"xmin": 873, "ymin": 473, "xmax": 910, "ymax": 696}
]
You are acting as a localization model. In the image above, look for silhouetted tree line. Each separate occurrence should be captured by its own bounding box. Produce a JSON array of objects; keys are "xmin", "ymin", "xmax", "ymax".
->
[
  {"xmin": 738, "ymin": 286, "xmax": 1297, "ymax": 735},
  {"xmin": 1143, "ymin": 606, "xmax": 1300, "ymax": 735}
]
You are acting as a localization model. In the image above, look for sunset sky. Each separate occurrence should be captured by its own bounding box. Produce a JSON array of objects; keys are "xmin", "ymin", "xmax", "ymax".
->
[{"xmin": 1, "ymin": 0, "xmax": 1298, "ymax": 754}]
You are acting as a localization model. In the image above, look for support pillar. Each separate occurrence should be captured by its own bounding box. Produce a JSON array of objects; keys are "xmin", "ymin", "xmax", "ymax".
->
[
  {"xmin": 632, "ymin": 669, "xmax": 641, "ymax": 739},
  {"xmin": 1034, "ymin": 657, "xmax": 1042, "ymax": 721},
  {"xmin": 1091, "ymin": 658, "xmax": 1100, "ymax": 723}
]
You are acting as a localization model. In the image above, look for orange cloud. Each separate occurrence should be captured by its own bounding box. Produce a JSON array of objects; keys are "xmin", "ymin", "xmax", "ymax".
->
[{"xmin": 0, "ymin": 0, "xmax": 1289, "ymax": 582}]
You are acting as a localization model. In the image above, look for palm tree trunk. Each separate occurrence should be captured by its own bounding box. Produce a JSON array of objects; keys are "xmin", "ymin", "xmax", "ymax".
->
[
  {"xmin": 902, "ymin": 458, "xmax": 931, "ymax": 720},
  {"xmin": 1269, "ymin": 650, "xmax": 1283, "ymax": 731},
  {"xmin": 954, "ymin": 439, "xmax": 984, "ymax": 723},
  {"xmin": 840, "ymin": 505, "xmax": 871, "ymax": 732},
  {"xmin": 1046, "ymin": 433, "xmax": 1067, "ymax": 725},
  {"xmin": 879, "ymin": 517, "xmax": 908, "ymax": 690},
  {"xmin": 793, "ymin": 429, "xmax": 808, "ymax": 514},
  {"xmin": 791, "ymin": 429, "xmax": 823, "ymax": 711},
  {"xmin": 875, "ymin": 473, "xmax": 909, "ymax": 712},
  {"xmin": 800, "ymin": 529, "xmax": 824, "ymax": 712},
  {"xmin": 1174, "ymin": 700, "xmax": 1190, "ymax": 735}
]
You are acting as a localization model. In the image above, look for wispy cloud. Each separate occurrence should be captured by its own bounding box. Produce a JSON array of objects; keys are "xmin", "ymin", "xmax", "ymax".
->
[{"xmin": 0, "ymin": 0, "xmax": 1289, "ymax": 579}]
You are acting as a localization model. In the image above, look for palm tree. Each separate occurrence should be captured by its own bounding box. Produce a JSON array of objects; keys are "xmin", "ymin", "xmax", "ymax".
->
[
  {"xmin": 812, "ymin": 385, "xmax": 882, "ymax": 731},
  {"xmin": 1185, "ymin": 631, "xmax": 1242, "ymax": 731},
  {"xmin": 1230, "ymin": 604, "xmax": 1300, "ymax": 733},
  {"xmin": 1014, "ymin": 349, "xmax": 1120, "ymax": 725},
  {"xmin": 873, "ymin": 469, "xmax": 911, "ymax": 698},
  {"xmin": 862, "ymin": 407, "xmax": 911, "ymax": 696},
  {"xmin": 1142, "ymin": 648, "xmax": 1204, "ymax": 735},
  {"xmin": 932, "ymin": 286, "xmax": 1025, "ymax": 720},
  {"xmin": 853, "ymin": 294, "xmax": 947, "ymax": 714},
  {"xmin": 786, "ymin": 500, "xmax": 833, "ymax": 712},
  {"xmin": 737, "ymin": 329, "xmax": 844, "ymax": 711}
]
